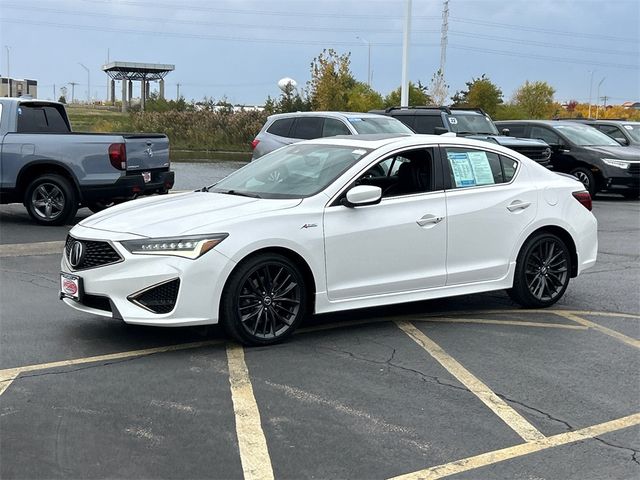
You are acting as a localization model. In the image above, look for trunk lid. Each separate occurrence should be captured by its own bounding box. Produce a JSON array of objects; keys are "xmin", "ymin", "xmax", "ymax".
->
[{"xmin": 123, "ymin": 134, "xmax": 170, "ymax": 172}]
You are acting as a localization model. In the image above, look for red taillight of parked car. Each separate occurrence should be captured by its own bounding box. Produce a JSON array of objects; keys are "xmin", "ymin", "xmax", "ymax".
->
[
  {"xmin": 251, "ymin": 139, "xmax": 260, "ymax": 150},
  {"xmin": 572, "ymin": 190, "xmax": 592, "ymax": 211},
  {"xmin": 109, "ymin": 143, "xmax": 127, "ymax": 170}
]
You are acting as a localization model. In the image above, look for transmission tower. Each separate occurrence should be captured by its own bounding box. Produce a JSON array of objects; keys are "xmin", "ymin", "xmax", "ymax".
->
[{"xmin": 431, "ymin": 0, "xmax": 449, "ymax": 105}]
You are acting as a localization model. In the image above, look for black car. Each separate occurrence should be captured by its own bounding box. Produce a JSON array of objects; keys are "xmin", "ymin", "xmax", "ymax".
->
[
  {"xmin": 495, "ymin": 120, "xmax": 640, "ymax": 198},
  {"xmin": 563, "ymin": 119, "xmax": 640, "ymax": 148},
  {"xmin": 370, "ymin": 106, "xmax": 552, "ymax": 166}
]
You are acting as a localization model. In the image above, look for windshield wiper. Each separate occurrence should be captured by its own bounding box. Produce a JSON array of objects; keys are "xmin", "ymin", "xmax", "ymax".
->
[{"xmin": 216, "ymin": 189, "xmax": 262, "ymax": 198}]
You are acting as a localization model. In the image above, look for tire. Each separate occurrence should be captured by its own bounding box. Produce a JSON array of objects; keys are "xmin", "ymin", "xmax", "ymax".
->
[
  {"xmin": 507, "ymin": 233, "xmax": 572, "ymax": 308},
  {"xmin": 88, "ymin": 201, "xmax": 116, "ymax": 213},
  {"xmin": 221, "ymin": 253, "xmax": 308, "ymax": 346},
  {"xmin": 24, "ymin": 174, "xmax": 78, "ymax": 226},
  {"xmin": 570, "ymin": 167, "xmax": 596, "ymax": 197}
]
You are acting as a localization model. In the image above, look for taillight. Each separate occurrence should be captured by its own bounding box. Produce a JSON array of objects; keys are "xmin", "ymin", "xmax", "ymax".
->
[
  {"xmin": 572, "ymin": 190, "xmax": 592, "ymax": 211},
  {"xmin": 251, "ymin": 139, "xmax": 260, "ymax": 150},
  {"xmin": 109, "ymin": 143, "xmax": 127, "ymax": 170}
]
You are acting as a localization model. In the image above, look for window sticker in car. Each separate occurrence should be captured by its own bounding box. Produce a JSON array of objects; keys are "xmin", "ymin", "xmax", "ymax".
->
[
  {"xmin": 623, "ymin": 125, "xmax": 634, "ymax": 130},
  {"xmin": 448, "ymin": 117, "xmax": 458, "ymax": 124},
  {"xmin": 447, "ymin": 152, "xmax": 476, "ymax": 187},
  {"xmin": 467, "ymin": 151, "xmax": 495, "ymax": 185},
  {"xmin": 347, "ymin": 118, "xmax": 363, "ymax": 122}
]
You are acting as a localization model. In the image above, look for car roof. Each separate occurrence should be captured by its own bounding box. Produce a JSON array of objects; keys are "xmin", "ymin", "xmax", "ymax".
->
[
  {"xmin": 583, "ymin": 119, "xmax": 640, "ymax": 125},
  {"xmin": 267, "ymin": 111, "xmax": 393, "ymax": 121},
  {"xmin": 495, "ymin": 120, "xmax": 578, "ymax": 126}
]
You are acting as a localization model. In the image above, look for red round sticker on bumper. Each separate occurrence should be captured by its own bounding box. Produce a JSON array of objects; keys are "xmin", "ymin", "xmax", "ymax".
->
[{"xmin": 62, "ymin": 279, "xmax": 78, "ymax": 295}]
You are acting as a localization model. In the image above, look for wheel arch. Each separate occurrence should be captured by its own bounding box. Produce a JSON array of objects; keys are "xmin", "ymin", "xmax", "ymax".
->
[
  {"xmin": 519, "ymin": 225, "xmax": 578, "ymax": 278},
  {"xmin": 16, "ymin": 161, "xmax": 81, "ymax": 201}
]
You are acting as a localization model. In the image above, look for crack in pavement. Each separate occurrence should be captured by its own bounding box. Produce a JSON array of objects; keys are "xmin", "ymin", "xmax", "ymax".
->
[{"xmin": 592, "ymin": 437, "xmax": 640, "ymax": 467}]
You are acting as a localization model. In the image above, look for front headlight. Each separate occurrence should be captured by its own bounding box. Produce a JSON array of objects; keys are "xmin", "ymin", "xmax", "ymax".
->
[
  {"xmin": 602, "ymin": 158, "xmax": 630, "ymax": 169},
  {"xmin": 120, "ymin": 234, "xmax": 228, "ymax": 259}
]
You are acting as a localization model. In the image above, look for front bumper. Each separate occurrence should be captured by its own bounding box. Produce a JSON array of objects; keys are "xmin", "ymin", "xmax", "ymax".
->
[
  {"xmin": 60, "ymin": 228, "xmax": 235, "ymax": 326},
  {"xmin": 81, "ymin": 170, "xmax": 175, "ymax": 204}
]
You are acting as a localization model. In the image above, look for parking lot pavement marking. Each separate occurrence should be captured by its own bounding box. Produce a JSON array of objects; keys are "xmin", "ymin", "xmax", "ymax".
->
[
  {"xmin": 395, "ymin": 320, "xmax": 545, "ymax": 443},
  {"xmin": 226, "ymin": 344, "xmax": 274, "ymax": 480},
  {"xmin": 417, "ymin": 309, "xmax": 640, "ymax": 320},
  {"xmin": 0, "ymin": 241, "xmax": 65, "ymax": 257},
  {"xmin": 389, "ymin": 412, "xmax": 640, "ymax": 480},
  {"xmin": 555, "ymin": 312, "xmax": 640, "ymax": 349},
  {"xmin": 411, "ymin": 317, "xmax": 588, "ymax": 330},
  {"xmin": 0, "ymin": 339, "xmax": 223, "ymax": 397}
]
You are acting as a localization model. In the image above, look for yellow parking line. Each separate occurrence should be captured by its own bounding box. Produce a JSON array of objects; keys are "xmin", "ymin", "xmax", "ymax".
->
[
  {"xmin": 389, "ymin": 412, "xmax": 640, "ymax": 480},
  {"xmin": 555, "ymin": 312, "xmax": 640, "ymax": 349},
  {"xmin": 412, "ymin": 317, "xmax": 588, "ymax": 330},
  {"xmin": 0, "ymin": 340, "xmax": 222, "ymax": 397},
  {"xmin": 226, "ymin": 344, "xmax": 274, "ymax": 480},
  {"xmin": 395, "ymin": 320, "xmax": 545, "ymax": 443},
  {"xmin": 0, "ymin": 241, "xmax": 65, "ymax": 257}
]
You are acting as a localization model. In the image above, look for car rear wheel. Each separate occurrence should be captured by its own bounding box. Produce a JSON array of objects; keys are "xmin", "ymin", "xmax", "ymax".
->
[
  {"xmin": 508, "ymin": 233, "xmax": 571, "ymax": 308},
  {"xmin": 222, "ymin": 253, "xmax": 307, "ymax": 346},
  {"xmin": 24, "ymin": 174, "xmax": 78, "ymax": 226},
  {"xmin": 570, "ymin": 167, "xmax": 596, "ymax": 197}
]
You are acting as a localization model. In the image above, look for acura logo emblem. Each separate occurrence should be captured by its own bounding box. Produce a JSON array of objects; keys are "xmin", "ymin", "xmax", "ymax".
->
[{"xmin": 69, "ymin": 241, "xmax": 85, "ymax": 268}]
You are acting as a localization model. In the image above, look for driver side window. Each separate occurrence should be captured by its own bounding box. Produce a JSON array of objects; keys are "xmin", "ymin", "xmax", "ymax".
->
[{"xmin": 355, "ymin": 148, "xmax": 434, "ymax": 198}]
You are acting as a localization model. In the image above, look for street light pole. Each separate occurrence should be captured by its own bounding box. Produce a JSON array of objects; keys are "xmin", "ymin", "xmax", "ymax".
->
[
  {"xmin": 356, "ymin": 36, "xmax": 371, "ymax": 87},
  {"xmin": 79, "ymin": 63, "xmax": 90, "ymax": 104},
  {"xmin": 4, "ymin": 45, "xmax": 10, "ymax": 97},
  {"xmin": 587, "ymin": 70, "xmax": 595, "ymax": 118},
  {"xmin": 400, "ymin": 0, "xmax": 412, "ymax": 107},
  {"xmin": 595, "ymin": 77, "xmax": 605, "ymax": 120}
]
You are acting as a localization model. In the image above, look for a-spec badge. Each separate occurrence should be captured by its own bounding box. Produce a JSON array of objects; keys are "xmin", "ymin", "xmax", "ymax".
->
[{"xmin": 300, "ymin": 223, "xmax": 318, "ymax": 229}]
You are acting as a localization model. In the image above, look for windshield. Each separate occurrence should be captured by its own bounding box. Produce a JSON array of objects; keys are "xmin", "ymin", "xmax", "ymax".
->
[
  {"xmin": 348, "ymin": 117, "xmax": 414, "ymax": 134},
  {"xmin": 622, "ymin": 124, "xmax": 640, "ymax": 142},
  {"xmin": 445, "ymin": 113, "xmax": 499, "ymax": 135},
  {"xmin": 552, "ymin": 124, "xmax": 620, "ymax": 146},
  {"xmin": 211, "ymin": 144, "xmax": 371, "ymax": 199}
]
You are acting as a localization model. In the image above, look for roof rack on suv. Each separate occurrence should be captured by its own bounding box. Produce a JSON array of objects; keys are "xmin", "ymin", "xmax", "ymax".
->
[{"xmin": 384, "ymin": 106, "xmax": 452, "ymax": 114}]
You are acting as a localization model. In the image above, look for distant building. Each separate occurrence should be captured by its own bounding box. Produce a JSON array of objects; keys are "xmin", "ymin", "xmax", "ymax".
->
[
  {"xmin": 1, "ymin": 77, "xmax": 38, "ymax": 97},
  {"xmin": 622, "ymin": 101, "xmax": 640, "ymax": 110}
]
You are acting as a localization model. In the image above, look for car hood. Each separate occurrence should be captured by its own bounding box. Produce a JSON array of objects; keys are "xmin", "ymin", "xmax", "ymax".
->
[
  {"xmin": 79, "ymin": 192, "xmax": 302, "ymax": 237},
  {"xmin": 466, "ymin": 135, "xmax": 549, "ymax": 148},
  {"xmin": 583, "ymin": 145, "xmax": 640, "ymax": 159}
]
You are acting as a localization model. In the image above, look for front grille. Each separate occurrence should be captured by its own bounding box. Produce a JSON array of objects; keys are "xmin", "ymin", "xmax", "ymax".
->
[
  {"xmin": 128, "ymin": 279, "xmax": 180, "ymax": 314},
  {"xmin": 511, "ymin": 147, "xmax": 550, "ymax": 161},
  {"xmin": 629, "ymin": 164, "xmax": 640, "ymax": 175},
  {"xmin": 65, "ymin": 235, "xmax": 122, "ymax": 271}
]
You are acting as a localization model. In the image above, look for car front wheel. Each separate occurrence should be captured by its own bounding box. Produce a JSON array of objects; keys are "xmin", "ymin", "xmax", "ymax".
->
[
  {"xmin": 508, "ymin": 233, "xmax": 571, "ymax": 308},
  {"xmin": 222, "ymin": 253, "xmax": 308, "ymax": 346}
]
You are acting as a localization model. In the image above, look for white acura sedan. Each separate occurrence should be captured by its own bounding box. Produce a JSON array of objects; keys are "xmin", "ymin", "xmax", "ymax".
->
[{"xmin": 60, "ymin": 134, "xmax": 597, "ymax": 345}]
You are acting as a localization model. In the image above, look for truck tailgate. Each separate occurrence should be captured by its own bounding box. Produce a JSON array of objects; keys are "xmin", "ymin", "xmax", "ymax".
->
[{"xmin": 124, "ymin": 134, "xmax": 170, "ymax": 172}]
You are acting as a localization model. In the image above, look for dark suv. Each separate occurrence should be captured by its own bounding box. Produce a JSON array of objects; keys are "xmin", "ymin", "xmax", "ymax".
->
[
  {"xmin": 564, "ymin": 119, "xmax": 640, "ymax": 148},
  {"xmin": 371, "ymin": 106, "xmax": 552, "ymax": 166},
  {"xmin": 495, "ymin": 120, "xmax": 640, "ymax": 198}
]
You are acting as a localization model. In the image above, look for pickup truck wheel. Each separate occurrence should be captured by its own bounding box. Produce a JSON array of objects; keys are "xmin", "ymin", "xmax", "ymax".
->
[{"xmin": 25, "ymin": 174, "xmax": 78, "ymax": 226}]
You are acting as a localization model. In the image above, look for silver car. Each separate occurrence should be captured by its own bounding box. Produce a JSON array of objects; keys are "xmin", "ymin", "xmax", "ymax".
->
[{"xmin": 251, "ymin": 111, "xmax": 414, "ymax": 160}]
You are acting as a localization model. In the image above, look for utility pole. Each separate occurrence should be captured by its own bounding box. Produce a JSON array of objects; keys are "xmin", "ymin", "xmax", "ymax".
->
[
  {"xmin": 356, "ymin": 36, "xmax": 372, "ymax": 87},
  {"xmin": 69, "ymin": 82, "xmax": 78, "ymax": 103},
  {"xmin": 587, "ymin": 70, "xmax": 595, "ymax": 118},
  {"xmin": 600, "ymin": 95, "xmax": 609, "ymax": 112},
  {"xmin": 4, "ymin": 45, "xmax": 10, "ymax": 97},
  {"xmin": 432, "ymin": 0, "xmax": 450, "ymax": 105},
  {"xmin": 595, "ymin": 77, "xmax": 605, "ymax": 119},
  {"xmin": 53, "ymin": 84, "xmax": 56, "ymax": 100},
  {"xmin": 400, "ymin": 0, "xmax": 412, "ymax": 107},
  {"xmin": 79, "ymin": 63, "xmax": 90, "ymax": 104},
  {"xmin": 176, "ymin": 82, "xmax": 181, "ymax": 100}
]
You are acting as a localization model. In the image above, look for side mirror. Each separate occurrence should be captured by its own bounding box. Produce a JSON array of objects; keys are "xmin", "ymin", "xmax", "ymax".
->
[
  {"xmin": 613, "ymin": 136, "xmax": 629, "ymax": 146},
  {"xmin": 552, "ymin": 144, "xmax": 570, "ymax": 153},
  {"xmin": 341, "ymin": 185, "xmax": 382, "ymax": 208},
  {"xmin": 433, "ymin": 127, "xmax": 448, "ymax": 135},
  {"xmin": 501, "ymin": 128, "xmax": 510, "ymax": 136}
]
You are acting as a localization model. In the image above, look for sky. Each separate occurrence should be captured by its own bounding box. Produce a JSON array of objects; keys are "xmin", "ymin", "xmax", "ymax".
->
[{"xmin": 1, "ymin": 0, "xmax": 638, "ymax": 106}]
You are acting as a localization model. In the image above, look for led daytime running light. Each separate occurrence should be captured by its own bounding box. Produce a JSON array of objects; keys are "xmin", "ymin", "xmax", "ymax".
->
[{"xmin": 121, "ymin": 234, "xmax": 228, "ymax": 259}]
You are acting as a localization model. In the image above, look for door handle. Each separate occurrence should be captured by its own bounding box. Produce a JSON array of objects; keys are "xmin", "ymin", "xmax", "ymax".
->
[
  {"xmin": 507, "ymin": 201, "xmax": 531, "ymax": 212},
  {"xmin": 417, "ymin": 214, "xmax": 444, "ymax": 226}
]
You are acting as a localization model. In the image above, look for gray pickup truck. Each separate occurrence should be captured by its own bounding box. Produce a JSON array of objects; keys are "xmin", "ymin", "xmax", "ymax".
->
[{"xmin": 0, "ymin": 98, "xmax": 174, "ymax": 225}]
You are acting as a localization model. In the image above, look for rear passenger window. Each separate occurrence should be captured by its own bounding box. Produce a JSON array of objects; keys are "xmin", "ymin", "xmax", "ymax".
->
[
  {"xmin": 445, "ymin": 147, "xmax": 509, "ymax": 188},
  {"xmin": 322, "ymin": 118, "xmax": 351, "ymax": 137},
  {"xmin": 17, "ymin": 104, "xmax": 69, "ymax": 133},
  {"xmin": 414, "ymin": 115, "xmax": 444, "ymax": 134},
  {"xmin": 292, "ymin": 117, "xmax": 324, "ymax": 139},
  {"xmin": 266, "ymin": 118, "xmax": 295, "ymax": 137}
]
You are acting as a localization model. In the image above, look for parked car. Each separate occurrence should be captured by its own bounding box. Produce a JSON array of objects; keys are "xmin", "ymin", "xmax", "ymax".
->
[
  {"xmin": 60, "ymin": 134, "xmax": 597, "ymax": 346},
  {"xmin": 563, "ymin": 119, "xmax": 640, "ymax": 148},
  {"xmin": 495, "ymin": 120, "xmax": 640, "ymax": 198},
  {"xmin": 370, "ymin": 106, "xmax": 552, "ymax": 166},
  {"xmin": 250, "ymin": 111, "xmax": 413, "ymax": 160},
  {"xmin": 0, "ymin": 98, "xmax": 174, "ymax": 225}
]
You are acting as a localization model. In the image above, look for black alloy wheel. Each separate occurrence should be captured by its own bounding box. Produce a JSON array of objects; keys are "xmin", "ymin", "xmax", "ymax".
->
[
  {"xmin": 24, "ymin": 174, "xmax": 78, "ymax": 226},
  {"xmin": 508, "ymin": 233, "xmax": 571, "ymax": 308},
  {"xmin": 222, "ymin": 253, "xmax": 307, "ymax": 345},
  {"xmin": 570, "ymin": 167, "xmax": 596, "ymax": 197}
]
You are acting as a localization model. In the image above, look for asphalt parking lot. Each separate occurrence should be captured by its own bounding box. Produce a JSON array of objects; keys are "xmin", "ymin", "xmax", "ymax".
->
[{"xmin": 1, "ymin": 162, "xmax": 639, "ymax": 479}]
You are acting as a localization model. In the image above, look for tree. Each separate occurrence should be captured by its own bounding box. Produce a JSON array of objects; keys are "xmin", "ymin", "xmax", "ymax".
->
[
  {"xmin": 58, "ymin": 95, "xmax": 67, "ymax": 104},
  {"xmin": 428, "ymin": 71, "xmax": 449, "ymax": 106},
  {"xmin": 451, "ymin": 74, "xmax": 503, "ymax": 116},
  {"xmin": 383, "ymin": 81, "xmax": 432, "ymax": 108},
  {"xmin": 347, "ymin": 82, "xmax": 384, "ymax": 112},
  {"xmin": 513, "ymin": 80, "xmax": 555, "ymax": 119},
  {"xmin": 307, "ymin": 49, "xmax": 356, "ymax": 111}
]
